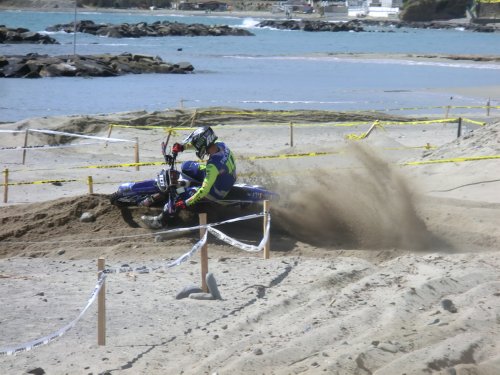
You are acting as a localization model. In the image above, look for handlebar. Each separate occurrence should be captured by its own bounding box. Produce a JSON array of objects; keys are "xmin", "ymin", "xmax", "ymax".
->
[{"xmin": 162, "ymin": 137, "xmax": 177, "ymax": 168}]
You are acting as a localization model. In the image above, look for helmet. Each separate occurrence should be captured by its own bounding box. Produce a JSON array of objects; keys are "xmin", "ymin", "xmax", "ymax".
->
[{"xmin": 184, "ymin": 126, "xmax": 218, "ymax": 159}]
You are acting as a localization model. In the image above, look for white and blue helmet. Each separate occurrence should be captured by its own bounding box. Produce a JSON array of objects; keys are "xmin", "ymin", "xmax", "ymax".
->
[{"xmin": 184, "ymin": 126, "xmax": 218, "ymax": 159}]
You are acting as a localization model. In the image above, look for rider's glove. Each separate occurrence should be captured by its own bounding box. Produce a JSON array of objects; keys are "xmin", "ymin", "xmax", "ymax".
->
[
  {"xmin": 172, "ymin": 143, "xmax": 184, "ymax": 153},
  {"xmin": 175, "ymin": 199, "xmax": 187, "ymax": 210}
]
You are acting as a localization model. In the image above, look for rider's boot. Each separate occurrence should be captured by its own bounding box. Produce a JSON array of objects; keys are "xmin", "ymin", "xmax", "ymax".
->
[{"xmin": 141, "ymin": 213, "xmax": 165, "ymax": 229}]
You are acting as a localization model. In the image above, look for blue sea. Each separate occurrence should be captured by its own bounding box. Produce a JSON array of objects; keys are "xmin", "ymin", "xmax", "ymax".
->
[{"xmin": 1, "ymin": 9, "xmax": 499, "ymax": 122}]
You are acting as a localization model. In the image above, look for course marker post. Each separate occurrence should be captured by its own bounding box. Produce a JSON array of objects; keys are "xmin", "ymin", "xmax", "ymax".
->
[
  {"xmin": 445, "ymin": 105, "xmax": 450, "ymax": 118},
  {"xmin": 457, "ymin": 117, "xmax": 462, "ymax": 138},
  {"xmin": 290, "ymin": 122, "xmax": 294, "ymax": 147},
  {"xmin": 3, "ymin": 168, "xmax": 8, "ymax": 203},
  {"xmin": 104, "ymin": 124, "xmax": 113, "ymax": 148},
  {"xmin": 134, "ymin": 137, "xmax": 140, "ymax": 171},
  {"xmin": 199, "ymin": 213, "xmax": 209, "ymax": 292},
  {"xmin": 87, "ymin": 176, "xmax": 94, "ymax": 194},
  {"xmin": 97, "ymin": 257, "xmax": 106, "ymax": 346},
  {"xmin": 487, "ymin": 98, "xmax": 490, "ymax": 116},
  {"xmin": 263, "ymin": 200, "xmax": 270, "ymax": 259},
  {"xmin": 22, "ymin": 130, "xmax": 29, "ymax": 165}
]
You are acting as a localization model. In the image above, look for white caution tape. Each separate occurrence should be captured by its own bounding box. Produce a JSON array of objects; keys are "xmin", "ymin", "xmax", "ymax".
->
[
  {"xmin": 164, "ymin": 213, "xmax": 271, "ymax": 268},
  {"xmin": 0, "ymin": 141, "xmax": 113, "ymax": 152},
  {"xmin": 27, "ymin": 129, "xmax": 134, "ymax": 143},
  {"xmin": 0, "ymin": 273, "xmax": 106, "ymax": 356},
  {"xmin": 2, "ymin": 213, "xmax": 265, "ymax": 246},
  {"xmin": 166, "ymin": 230, "xmax": 208, "ymax": 268},
  {"xmin": 0, "ymin": 212, "xmax": 271, "ymax": 355},
  {"xmin": 0, "ymin": 129, "xmax": 25, "ymax": 134},
  {"xmin": 207, "ymin": 213, "xmax": 271, "ymax": 253}
]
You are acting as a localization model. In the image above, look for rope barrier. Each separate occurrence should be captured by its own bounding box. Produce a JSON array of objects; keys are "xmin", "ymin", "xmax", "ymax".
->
[
  {"xmin": 0, "ymin": 272, "xmax": 106, "ymax": 356},
  {"xmin": 0, "ymin": 211, "xmax": 271, "ymax": 355}
]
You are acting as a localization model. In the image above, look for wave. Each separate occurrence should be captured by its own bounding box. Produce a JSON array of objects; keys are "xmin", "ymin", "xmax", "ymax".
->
[
  {"xmin": 224, "ymin": 54, "xmax": 500, "ymax": 70},
  {"xmin": 240, "ymin": 18, "xmax": 260, "ymax": 28},
  {"xmin": 241, "ymin": 99, "xmax": 360, "ymax": 105}
]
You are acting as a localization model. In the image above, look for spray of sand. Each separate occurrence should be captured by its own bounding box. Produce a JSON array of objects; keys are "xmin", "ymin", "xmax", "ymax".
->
[{"xmin": 266, "ymin": 143, "xmax": 435, "ymax": 250}]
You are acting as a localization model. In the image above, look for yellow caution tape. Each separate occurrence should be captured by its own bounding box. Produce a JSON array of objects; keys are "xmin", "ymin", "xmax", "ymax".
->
[
  {"xmin": 110, "ymin": 124, "xmax": 186, "ymax": 132},
  {"xmin": 110, "ymin": 118, "xmax": 462, "ymax": 131},
  {"xmin": 78, "ymin": 161, "xmax": 165, "ymax": 169},
  {"xmin": 461, "ymin": 118, "xmax": 487, "ymax": 126},
  {"xmin": 4, "ymin": 179, "xmax": 80, "ymax": 186},
  {"xmin": 404, "ymin": 155, "xmax": 500, "ymax": 166},
  {"xmin": 245, "ymin": 151, "xmax": 338, "ymax": 160}
]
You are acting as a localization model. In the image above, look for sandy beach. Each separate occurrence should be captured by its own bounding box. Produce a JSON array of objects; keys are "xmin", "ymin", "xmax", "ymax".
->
[
  {"xmin": 0, "ymin": 100, "xmax": 499, "ymax": 374},
  {"xmin": 1, "ymin": 3, "xmax": 500, "ymax": 373}
]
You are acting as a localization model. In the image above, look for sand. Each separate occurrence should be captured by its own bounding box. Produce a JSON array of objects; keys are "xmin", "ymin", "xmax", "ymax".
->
[
  {"xmin": 1, "ymin": 3, "xmax": 500, "ymax": 373},
  {"xmin": 0, "ymin": 103, "xmax": 499, "ymax": 375}
]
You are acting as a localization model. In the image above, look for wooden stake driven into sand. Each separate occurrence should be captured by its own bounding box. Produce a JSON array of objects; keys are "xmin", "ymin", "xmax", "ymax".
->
[
  {"xmin": 22, "ymin": 130, "xmax": 28, "ymax": 165},
  {"xmin": 290, "ymin": 122, "xmax": 294, "ymax": 147},
  {"xmin": 97, "ymin": 257, "xmax": 106, "ymax": 346},
  {"xmin": 263, "ymin": 200, "xmax": 270, "ymax": 259},
  {"xmin": 3, "ymin": 168, "xmax": 8, "ymax": 204},
  {"xmin": 104, "ymin": 124, "xmax": 113, "ymax": 148},
  {"xmin": 87, "ymin": 176, "xmax": 94, "ymax": 194},
  {"xmin": 199, "ymin": 213, "xmax": 209, "ymax": 292},
  {"xmin": 134, "ymin": 137, "xmax": 140, "ymax": 171}
]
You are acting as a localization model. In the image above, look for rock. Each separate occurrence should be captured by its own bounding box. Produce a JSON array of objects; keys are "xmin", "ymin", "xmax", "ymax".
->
[
  {"xmin": 378, "ymin": 342, "xmax": 399, "ymax": 353},
  {"xmin": 26, "ymin": 368, "xmax": 45, "ymax": 375},
  {"xmin": 0, "ymin": 26, "xmax": 59, "ymax": 44},
  {"xmin": 206, "ymin": 272, "xmax": 222, "ymax": 300},
  {"xmin": 257, "ymin": 19, "xmax": 364, "ymax": 32},
  {"xmin": 0, "ymin": 53, "xmax": 194, "ymax": 78},
  {"xmin": 189, "ymin": 292, "xmax": 214, "ymax": 300},
  {"xmin": 79, "ymin": 212, "xmax": 95, "ymax": 222},
  {"xmin": 46, "ymin": 20, "xmax": 254, "ymax": 38},
  {"xmin": 176, "ymin": 285, "xmax": 204, "ymax": 299},
  {"xmin": 441, "ymin": 299, "xmax": 458, "ymax": 313}
]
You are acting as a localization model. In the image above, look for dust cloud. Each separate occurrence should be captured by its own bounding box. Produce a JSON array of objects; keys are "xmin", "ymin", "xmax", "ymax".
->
[{"xmin": 269, "ymin": 143, "xmax": 435, "ymax": 250}]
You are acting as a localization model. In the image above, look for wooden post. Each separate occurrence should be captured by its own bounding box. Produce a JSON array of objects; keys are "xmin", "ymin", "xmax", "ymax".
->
[
  {"xmin": 445, "ymin": 105, "xmax": 450, "ymax": 118},
  {"xmin": 22, "ymin": 130, "xmax": 29, "ymax": 165},
  {"xmin": 457, "ymin": 117, "xmax": 462, "ymax": 138},
  {"xmin": 104, "ymin": 124, "xmax": 113, "ymax": 148},
  {"xmin": 263, "ymin": 200, "xmax": 270, "ymax": 259},
  {"xmin": 364, "ymin": 120, "xmax": 379, "ymax": 139},
  {"xmin": 87, "ymin": 176, "xmax": 94, "ymax": 194},
  {"xmin": 97, "ymin": 257, "xmax": 106, "ymax": 346},
  {"xmin": 486, "ymin": 98, "xmax": 490, "ymax": 116},
  {"xmin": 199, "ymin": 213, "xmax": 208, "ymax": 292},
  {"xmin": 134, "ymin": 137, "xmax": 139, "ymax": 171},
  {"xmin": 190, "ymin": 110, "xmax": 197, "ymax": 128},
  {"xmin": 289, "ymin": 122, "xmax": 294, "ymax": 147},
  {"xmin": 3, "ymin": 168, "xmax": 8, "ymax": 204}
]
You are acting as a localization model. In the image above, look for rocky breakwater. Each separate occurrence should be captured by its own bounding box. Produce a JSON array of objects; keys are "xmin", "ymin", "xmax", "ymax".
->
[
  {"xmin": 45, "ymin": 20, "xmax": 254, "ymax": 38},
  {"xmin": 0, "ymin": 52, "xmax": 194, "ymax": 78},
  {"xmin": 0, "ymin": 26, "xmax": 59, "ymax": 44},
  {"xmin": 256, "ymin": 19, "xmax": 364, "ymax": 32}
]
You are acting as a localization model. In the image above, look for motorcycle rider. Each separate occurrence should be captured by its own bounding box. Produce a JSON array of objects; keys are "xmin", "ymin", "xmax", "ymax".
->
[{"xmin": 141, "ymin": 126, "xmax": 237, "ymax": 229}]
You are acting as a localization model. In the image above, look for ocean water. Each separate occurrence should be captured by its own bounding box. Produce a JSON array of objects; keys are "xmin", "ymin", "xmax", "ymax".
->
[{"xmin": 1, "ymin": 10, "xmax": 499, "ymax": 122}]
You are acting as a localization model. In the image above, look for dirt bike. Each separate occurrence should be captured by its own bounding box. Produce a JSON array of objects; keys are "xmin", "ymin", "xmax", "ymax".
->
[{"xmin": 109, "ymin": 138, "xmax": 279, "ymax": 219}]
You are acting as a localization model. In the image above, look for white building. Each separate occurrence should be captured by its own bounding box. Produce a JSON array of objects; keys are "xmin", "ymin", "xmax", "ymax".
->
[{"xmin": 347, "ymin": 0, "xmax": 402, "ymax": 18}]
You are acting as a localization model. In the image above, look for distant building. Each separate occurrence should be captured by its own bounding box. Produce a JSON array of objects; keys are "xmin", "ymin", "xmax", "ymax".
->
[
  {"xmin": 471, "ymin": 0, "xmax": 500, "ymax": 23},
  {"xmin": 177, "ymin": 0, "xmax": 228, "ymax": 11},
  {"xmin": 347, "ymin": 0, "xmax": 401, "ymax": 18}
]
